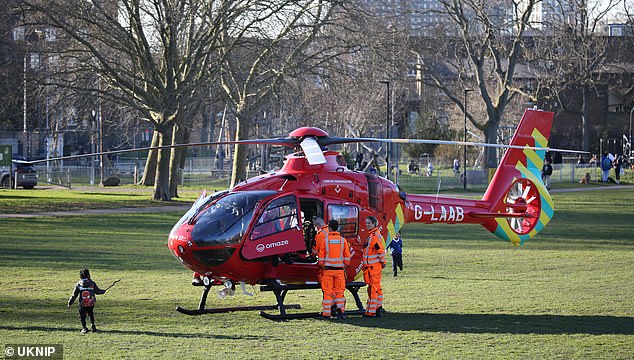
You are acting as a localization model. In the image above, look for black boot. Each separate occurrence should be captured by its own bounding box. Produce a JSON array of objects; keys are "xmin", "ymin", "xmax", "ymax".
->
[
  {"xmin": 330, "ymin": 305, "xmax": 338, "ymax": 319},
  {"xmin": 336, "ymin": 308, "xmax": 346, "ymax": 320}
]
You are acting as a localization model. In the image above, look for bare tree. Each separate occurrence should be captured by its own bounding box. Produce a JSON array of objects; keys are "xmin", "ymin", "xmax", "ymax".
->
[
  {"xmin": 216, "ymin": 0, "xmax": 343, "ymax": 187},
  {"xmin": 0, "ymin": 0, "xmax": 24, "ymax": 130},
  {"xmin": 18, "ymin": 0, "xmax": 225, "ymax": 200},
  {"xmin": 534, "ymin": 0, "xmax": 624, "ymax": 152},
  {"xmin": 272, "ymin": 2, "xmax": 412, "ymax": 161},
  {"xmin": 414, "ymin": 0, "xmax": 539, "ymax": 168}
]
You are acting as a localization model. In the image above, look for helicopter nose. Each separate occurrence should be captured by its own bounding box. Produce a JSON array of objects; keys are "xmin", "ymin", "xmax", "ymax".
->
[
  {"xmin": 168, "ymin": 234, "xmax": 185, "ymax": 258},
  {"xmin": 169, "ymin": 227, "xmax": 236, "ymax": 271},
  {"xmin": 168, "ymin": 226, "xmax": 196, "ymax": 265}
]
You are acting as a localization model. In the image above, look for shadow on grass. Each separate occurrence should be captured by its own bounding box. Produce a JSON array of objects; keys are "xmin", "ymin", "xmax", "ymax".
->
[
  {"xmin": 81, "ymin": 192, "xmax": 147, "ymax": 197},
  {"xmin": 349, "ymin": 312, "xmax": 634, "ymax": 335},
  {"xmin": 0, "ymin": 194, "xmax": 37, "ymax": 199},
  {"xmin": 0, "ymin": 325, "xmax": 265, "ymax": 340},
  {"xmin": 0, "ymin": 248, "xmax": 175, "ymax": 271}
]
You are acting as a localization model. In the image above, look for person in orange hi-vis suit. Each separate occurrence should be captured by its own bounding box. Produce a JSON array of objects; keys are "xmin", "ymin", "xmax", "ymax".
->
[
  {"xmin": 312, "ymin": 217, "xmax": 328, "ymax": 284},
  {"xmin": 362, "ymin": 216, "xmax": 386, "ymax": 318},
  {"xmin": 317, "ymin": 219, "xmax": 351, "ymax": 319}
]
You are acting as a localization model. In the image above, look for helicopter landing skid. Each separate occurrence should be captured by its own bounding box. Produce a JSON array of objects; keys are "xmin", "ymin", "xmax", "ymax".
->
[
  {"xmin": 176, "ymin": 285, "xmax": 301, "ymax": 316},
  {"xmin": 258, "ymin": 281, "xmax": 367, "ymax": 320}
]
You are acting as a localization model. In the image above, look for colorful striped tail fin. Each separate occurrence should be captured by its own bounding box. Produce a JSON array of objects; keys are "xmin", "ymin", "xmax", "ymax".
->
[{"xmin": 481, "ymin": 109, "xmax": 554, "ymax": 245}]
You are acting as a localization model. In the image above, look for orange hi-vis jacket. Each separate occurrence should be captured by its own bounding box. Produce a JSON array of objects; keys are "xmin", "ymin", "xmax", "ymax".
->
[
  {"xmin": 317, "ymin": 231, "xmax": 351, "ymax": 269},
  {"xmin": 363, "ymin": 227, "xmax": 385, "ymax": 268},
  {"xmin": 363, "ymin": 227, "xmax": 385, "ymax": 316},
  {"xmin": 312, "ymin": 226, "xmax": 328, "ymax": 256},
  {"xmin": 317, "ymin": 230, "xmax": 350, "ymax": 317}
]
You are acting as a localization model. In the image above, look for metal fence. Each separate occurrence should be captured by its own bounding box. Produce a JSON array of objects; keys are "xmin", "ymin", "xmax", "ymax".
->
[
  {"xmin": 32, "ymin": 158, "xmax": 259, "ymax": 188},
  {"xmin": 392, "ymin": 161, "xmax": 633, "ymax": 193},
  {"xmin": 30, "ymin": 157, "xmax": 632, "ymax": 190}
]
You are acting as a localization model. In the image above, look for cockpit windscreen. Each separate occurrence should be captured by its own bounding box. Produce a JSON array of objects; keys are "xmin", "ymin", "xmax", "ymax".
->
[{"xmin": 191, "ymin": 190, "xmax": 276, "ymax": 246}]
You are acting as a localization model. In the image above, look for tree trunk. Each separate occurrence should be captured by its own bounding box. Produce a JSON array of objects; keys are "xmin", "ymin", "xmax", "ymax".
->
[
  {"xmin": 483, "ymin": 114, "xmax": 501, "ymax": 169},
  {"xmin": 206, "ymin": 110, "xmax": 215, "ymax": 158},
  {"xmin": 153, "ymin": 124, "xmax": 172, "ymax": 201},
  {"xmin": 581, "ymin": 84, "xmax": 591, "ymax": 152},
  {"xmin": 230, "ymin": 110, "xmax": 251, "ymax": 188},
  {"xmin": 201, "ymin": 107, "xmax": 213, "ymax": 143},
  {"xmin": 140, "ymin": 130, "xmax": 159, "ymax": 186},
  {"xmin": 169, "ymin": 122, "xmax": 186, "ymax": 198},
  {"xmin": 178, "ymin": 124, "xmax": 191, "ymax": 172}
]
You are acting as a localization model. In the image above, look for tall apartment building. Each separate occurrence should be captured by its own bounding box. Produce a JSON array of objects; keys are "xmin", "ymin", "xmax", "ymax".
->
[{"xmin": 358, "ymin": 0, "xmax": 589, "ymax": 35}]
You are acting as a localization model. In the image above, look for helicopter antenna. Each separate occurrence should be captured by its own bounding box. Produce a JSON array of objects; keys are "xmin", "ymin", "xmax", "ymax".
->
[{"xmin": 279, "ymin": 178, "xmax": 289, "ymax": 191}]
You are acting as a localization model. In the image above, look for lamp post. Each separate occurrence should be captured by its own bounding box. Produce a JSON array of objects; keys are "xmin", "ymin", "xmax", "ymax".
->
[
  {"xmin": 23, "ymin": 55, "xmax": 31, "ymax": 158},
  {"xmin": 380, "ymin": 80, "xmax": 391, "ymax": 180},
  {"xmin": 463, "ymin": 89, "xmax": 473, "ymax": 190},
  {"xmin": 23, "ymin": 55, "xmax": 27, "ymax": 134},
  {"xmin": 90, "ymin": 110, "xmax": 96, "ymax": 185},
  {"xmin": 91, "ymin": 108, "xmax": 104, "ymax": 186},
  {"xmin": 630, "ymin": 106, "xmax": 634, "ymax": 159}
]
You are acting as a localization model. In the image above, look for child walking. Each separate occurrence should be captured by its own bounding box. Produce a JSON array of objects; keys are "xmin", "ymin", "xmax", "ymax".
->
[
  {"xmin": 387, "ymin": 231, "xmax": 404, "ymax": 277},
  {"xmin": 68, "ymin": 268, "xmax": 107, "ymax": 333}
]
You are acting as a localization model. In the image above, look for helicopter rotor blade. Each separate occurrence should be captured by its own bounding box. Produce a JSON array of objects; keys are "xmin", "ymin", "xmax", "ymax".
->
[
  {"xmin": 27, "ymin": 138, "xmax": 299, "ymax": 164},
  {"xmin": 321, "ymin": 137, "xmax": 588, "ymax": 154},
  {"xmin": 340, "ymin": 125, "xmax": 380, "ymax": 156},
  {"xmin": 24, "ymin": 121, "xmax": 585, "ymax": 165},
  {"xmin": 522, "ymin": 184, "xmax": 531, "ymax": 199}
]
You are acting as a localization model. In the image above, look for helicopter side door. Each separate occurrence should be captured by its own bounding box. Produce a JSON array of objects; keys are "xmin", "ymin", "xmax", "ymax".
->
[{"xmin": 241, "ymin": 194, "xmax": 305, "ymax": 260}]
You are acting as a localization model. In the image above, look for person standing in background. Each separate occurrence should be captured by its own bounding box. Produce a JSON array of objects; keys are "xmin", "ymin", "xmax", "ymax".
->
[
  {"xmin": 614, "ymin": 154, "xmax": 623, "ymax": 184},
  {"xmin": 387, "ymin": 230, "xmax": 403, "ymax": 277},
  {"xmin": 541, "ymin": 159, "xmax": 553, "ymax": 190}
]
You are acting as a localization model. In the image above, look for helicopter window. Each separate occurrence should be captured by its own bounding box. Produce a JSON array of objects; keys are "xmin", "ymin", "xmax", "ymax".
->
[
  {"xmin": 299, "ymin": 198, "xmax": 324, "ymax": 225},
  {"xmin": 327, "ymin": 204, "xmax": 359, "ymax": 238},
  {"xmin": 170, "ymin": 190, "xmax": 228, "ymax": 236},
  {"xmin": 366, "ymin": 174, "xmax": 382, "ymax": 210},
  {"xmin": 250, "ymin": 195, "xmax": 298, "ymax": 240},
  {"xmin": 191, "ymin": 191, "xmax": 275, "ymax": 246},
  {"xmin": 336, "ymin": 154, "xmax": 346, "ymax": 166},
  {"xmin": 187, "ymin": 190, "xmax": 229, "ymax": 225}
]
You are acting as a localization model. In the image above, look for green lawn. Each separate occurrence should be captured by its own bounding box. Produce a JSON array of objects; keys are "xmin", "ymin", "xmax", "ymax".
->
[
  {"xmin": 0, "ymin": 187, "xmax": 198, "ymax": 214},
  {"xmin": 0, "ymin": 188, "xmax": 632, "ymax": 358}
]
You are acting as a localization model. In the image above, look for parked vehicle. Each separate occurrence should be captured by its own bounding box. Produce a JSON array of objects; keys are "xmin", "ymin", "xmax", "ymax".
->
[{"xmin": 1, "ymin": 159, "xmax": 38, "ymax": 189}]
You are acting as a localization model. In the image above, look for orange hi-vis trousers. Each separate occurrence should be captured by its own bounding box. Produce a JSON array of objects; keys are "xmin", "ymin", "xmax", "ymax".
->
[
  {"xmin": 321, "ymin": 269, "xmax": 346, "ymax": 317},
  {"xmin": 363, "ymin": 264, "xmax": 383, "ymax": 316}
]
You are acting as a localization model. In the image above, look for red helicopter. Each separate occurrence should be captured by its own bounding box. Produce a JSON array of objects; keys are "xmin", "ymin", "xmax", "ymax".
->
[
  {"xmin": 164, "ymin": 108, "xmax": 562, "ymax": 319},
  {"xmin": 27, "ymin": 108, "xmax": 572, "ymax": 319}
]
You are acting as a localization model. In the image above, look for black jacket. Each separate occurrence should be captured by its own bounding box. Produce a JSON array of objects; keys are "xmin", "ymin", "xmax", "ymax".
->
[
  {"xmin": 68, "ymin": 278, "xmax": 106, "ymax": 307},
  {"xmin": 542, "ymin": 164, "xmax": 553, "ymax": 176}
]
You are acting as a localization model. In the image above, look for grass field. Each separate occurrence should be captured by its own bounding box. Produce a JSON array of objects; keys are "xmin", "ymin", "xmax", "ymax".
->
[
  {"xmin": 0, "ymin": 187, "xmax": 197, "ymax": 214},
  {"xmin": 1, "ymin": 187, "xmax": 633, "ymax": 358}
]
